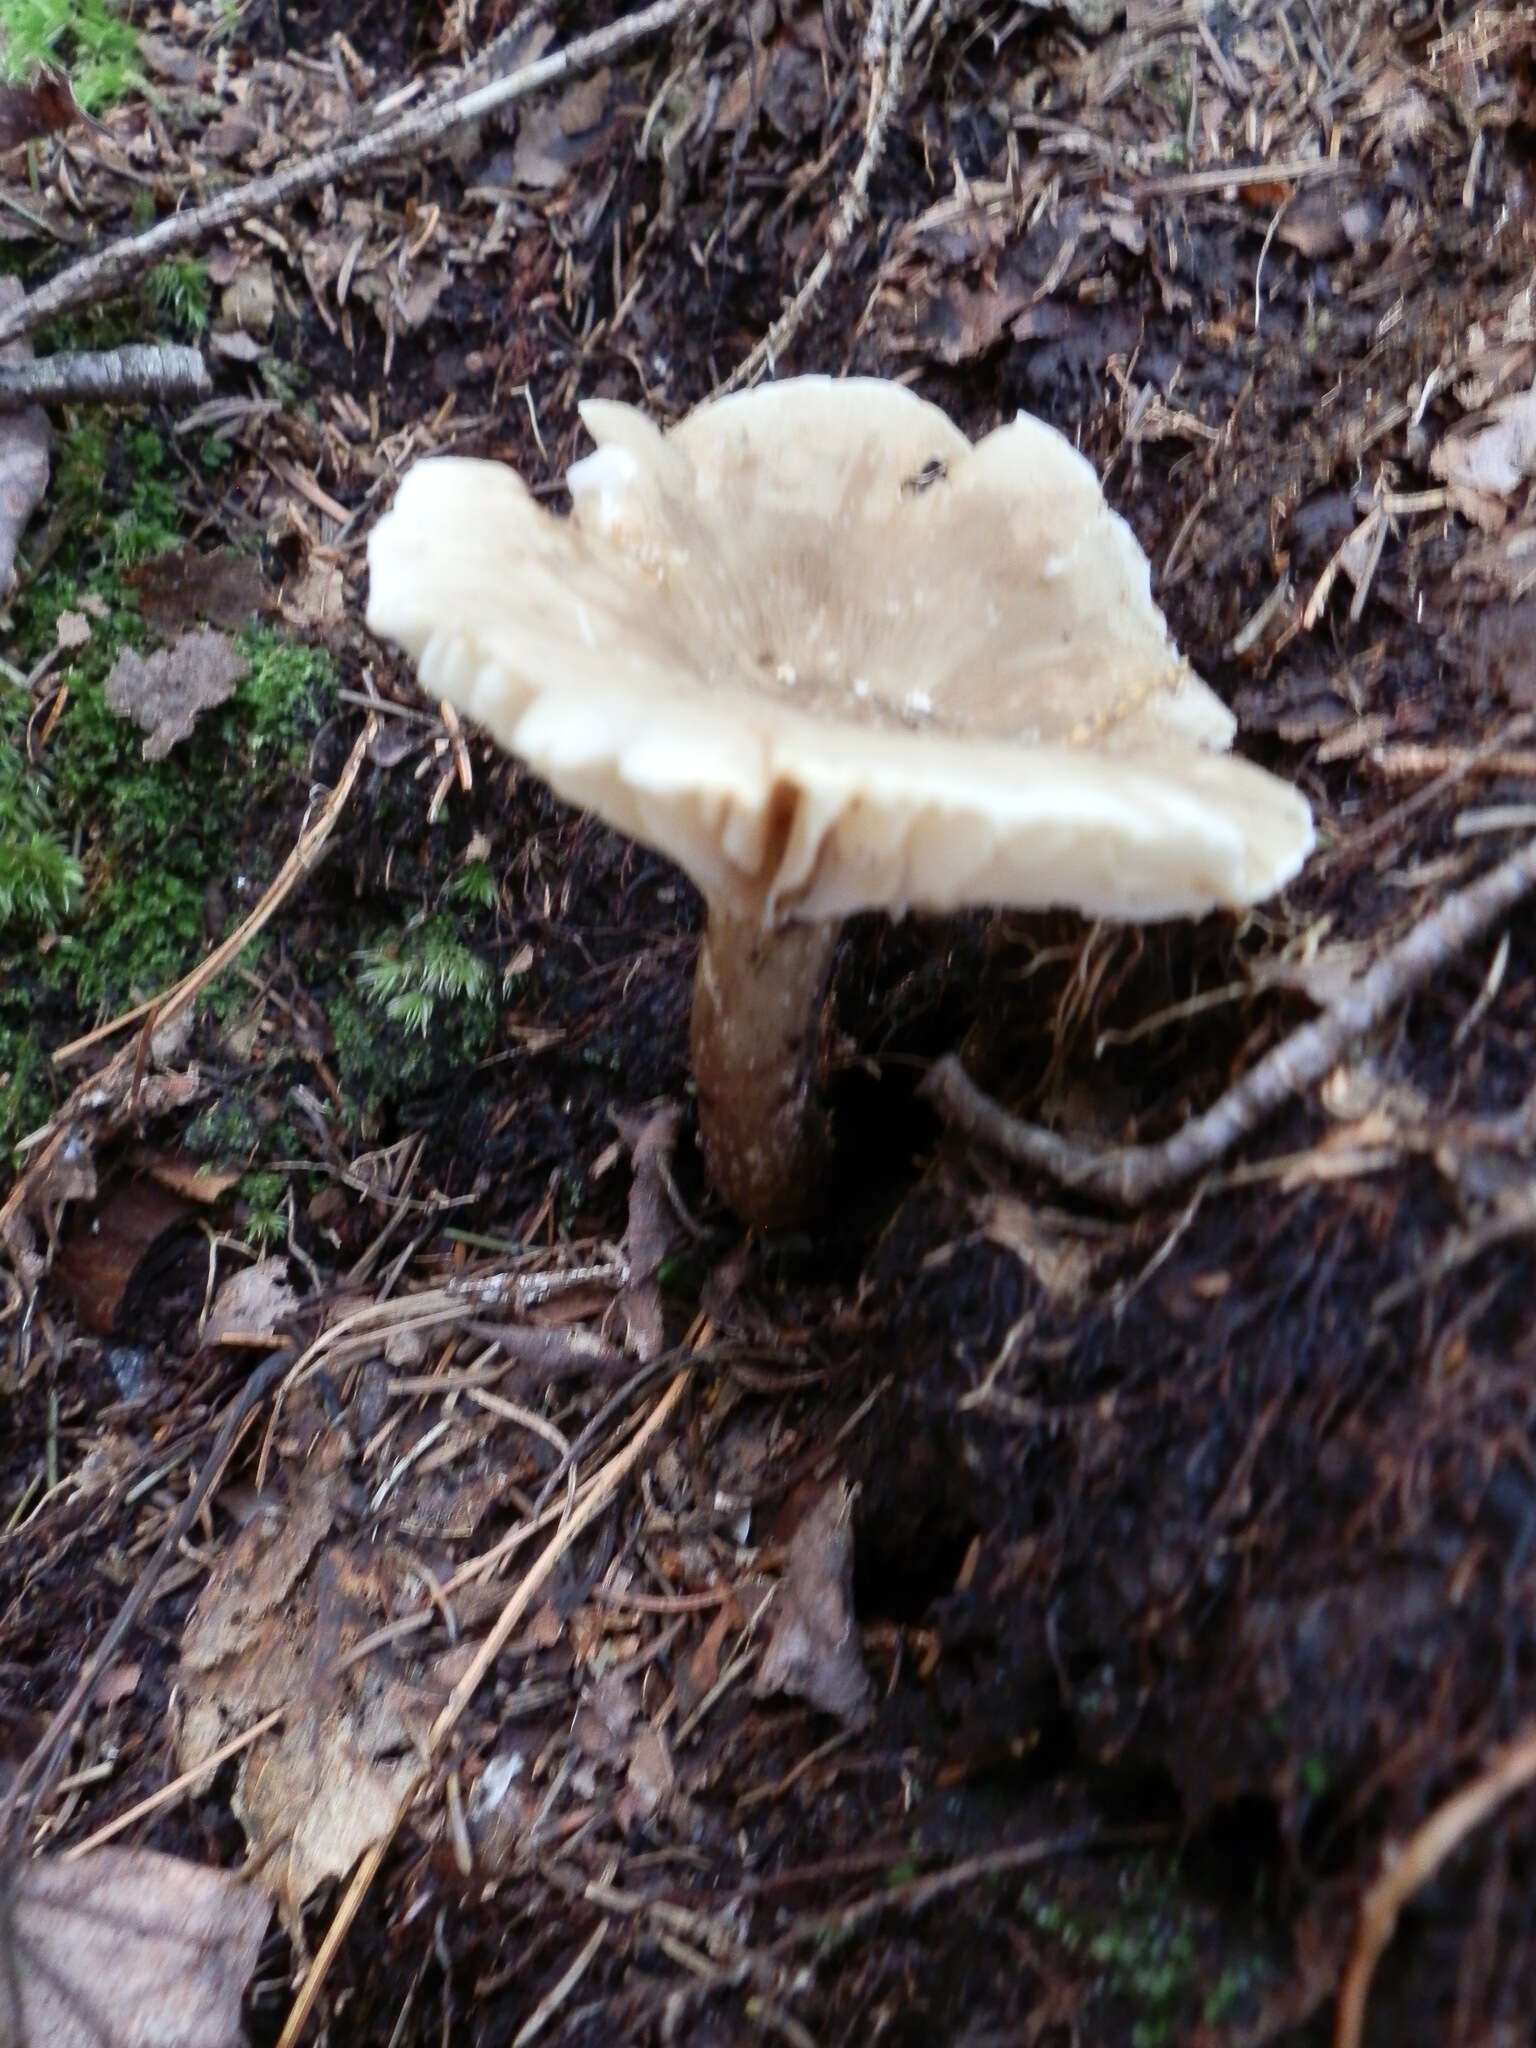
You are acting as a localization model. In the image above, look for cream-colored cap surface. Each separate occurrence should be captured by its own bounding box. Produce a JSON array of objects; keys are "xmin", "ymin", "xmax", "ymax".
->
[{"xmin": 367, "ymin": 377, "xmax": 1313, "ymax": 922}]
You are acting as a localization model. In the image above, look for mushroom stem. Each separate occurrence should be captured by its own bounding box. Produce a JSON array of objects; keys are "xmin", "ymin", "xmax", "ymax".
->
[{"xmin": 690, "ymin": 906, "xmax": 839, "ymax": 1227}]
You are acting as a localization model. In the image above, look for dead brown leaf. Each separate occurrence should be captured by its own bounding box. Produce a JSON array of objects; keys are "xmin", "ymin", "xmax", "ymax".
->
[
  {"xmin": 1274, "ymin": 184, "xmax": 1382, "ymax": 259},
  {"xmin": 204, "ymin": 1255, "xmax": 300, "ymax": 1344},
  {"xmin": 280, "ymin": 551, "xmax": 345, "ymax": 629},
  {"xmin": 620, "ymin": 1722, "xmax": 675, "ymax": 1825},
  {"xmin": 133, "ymin": 1148, "xmax": 243, "ymax": 1205},
  {"xmin": 761, "ymin": 41, "xmax": 826, "ymax": 142},
  {"xmin": 1473, "ymin": 592, "xmax": 1536, "ymax": 708},
  {"xmin": 509, "ymin": 72, "xmax": 615, "ymax": 188},
  {"xmin": 2, "ymin": 1846, "xmax": 269, "ymax": 2048},
  {"xmin": 0, "ymin": 72, "xmax": 76, "ymax": 151},
  {"xmin": 104, "ymin": 629, "xmax": 249, "ymax": 760},
  {"xmin": 754, "ymin": 1480, "xmax": 873, "ymax": 1729},
  {"xmin": 126, "ymin": 543, "xmax": 271, "ymax": 634},
  {"xmin": 687, "ymin": 1597, "xmax": 736, "ymax": 1696},
  {"xmin": 573, "ymin": 1668, "xmax": 640, "ymax": 1767},
  {"xmin": 353, "ymin": 264, "xmax": 449, "ymax": 333},
  {"xmin": 218, "ymin": 259, "xmax": 275, "ymax": 336},
  {"xmin": 178, "ymin": 1477, "xmax": 430, "ymax": 1928},
  {"xmin": 468, "ymin": 1748, "xmax": 533, "ymax": 1873}
]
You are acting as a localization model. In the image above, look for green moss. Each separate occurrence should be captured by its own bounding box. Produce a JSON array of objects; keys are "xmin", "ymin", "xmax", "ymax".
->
[
  {"xmin": 145, "ymin": 257, "xmax": 210, "ymax": 338},
  {"xmin": 187, "ymin": 1097, "xmax": 262, "ymax": 1161},
  {"xmin": 356, "ymin": 916, "xmax": 494, "ymax": 1037},
  {"xmin": 0, "ymin": 730, "xmax": 81, "ymax": 931},
  {"xmin": 445, "ymin": 858, "xmax": 496, "ymax": 912},
  {"xmin": 1299, "ymin": 1751, "xmax": 1331, "ymax": 1800},
  {"xmin": 54, "ymin": 867, "xmax": 205, "ymax": 1014},
  {"xmin": 1, "ymin": 420, "xmax": 336, "ymax": 1153},
  {"xmin": 329, "ymin": 915, "xmax": 496, "ymax": 1122},
  {"xmin": 0, "ymin": 1017, "xmax": 51, "ymax": 1151},
  {"xmin": 239, "ymin": 630, "xmax": 333, "ymax": 766},
  {"xmin": 1203, "ymin": 1959, "xmax": 1263, "ymax": 2028},
  {"xmin": 0, "ymin": 0, "xmax": 140, "ymax": 112},
  {"xmin": 1018, "ymin": 1863, "xmax": 1263, "ymax": 2048},
  {"xmin": 36, "ymin": 420, "xmax": 181, "ymax": 585},
  {"xmin": 259, "ymin": 357, "xmax": 308, "ymax": 408},
  {"xmin": 237, "ymin": 1170, "xmax": 288, "ymax": 1249}
]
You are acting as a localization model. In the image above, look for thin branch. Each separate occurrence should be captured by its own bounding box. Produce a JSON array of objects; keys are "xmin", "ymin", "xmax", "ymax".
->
[
  {"xmin": 923, "ymin": 835, "xmax": 1536, "ymax": 1208},
  {"xmin": 774, "ymin": 1826, "xmax": 1166, "ymax": 1951},
  {"xmin": 0, "ymin": 344, "xmax": 208, "ymax": 407},
  {"xmin": 0, "ymin": 0, "xmax": 707, "ymax": 349},
  {"xmin": 1335, "ymin": 1723, "xmax": 1536, "ymax": 2048},
  {"xmin": 717, "ymin": 0, "xmax": 909, "ymax": 394}
]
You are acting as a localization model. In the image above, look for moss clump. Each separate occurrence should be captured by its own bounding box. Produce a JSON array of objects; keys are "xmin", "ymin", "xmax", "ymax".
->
[
  {"xmin": 355, "ymin": 915, "xmax": 494, "ymax": 1039},
  {"xmin": 444, "ymin": 858, "xmax": 496, "ymax": 913},
  {"xmin": 145, "ymin": 258, "xmax": 210, "ymax": 338},
  {"xmin": 0, "ymin": 728, "xmax": 81, "ymax": 931},
  {"xmin": 1, "ymin": 420, "xmax": 335, "ymax": 1154},
  {"xmin": 329, "ymin": 914, "xmax": 497, "ymax": 1123},
  {"xmin": 0, "ymin": 0, "xmax": 141, "ymax": 112},
  {"xmin": 31, "ymin": 621, "xmax": 333, "ymax": 1018},
  {"xmin": 237, "ymin": 1170, "xmax": 288, "ymax": 1249},
  {"xmin": 1019, "ymin": 1861, "xmax": 1266, "ymax": 2048},
  {"xmin": 186, "ymin": 1096, "xmax": 262, "ymax": 1162},
  {"xmin": 0, "ymin": 1020, "xmax": 50, "ymax": 1152}
]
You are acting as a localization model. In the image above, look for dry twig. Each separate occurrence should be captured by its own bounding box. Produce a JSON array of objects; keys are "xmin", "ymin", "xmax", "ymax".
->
[
  {"xmin": 0, "ymin": 345, "xmax": 208, "ymax": 408},
  {"xmin": 774, "ymin": 1827, "xmax": 1163, "ymax": 1952},
  {"xmin": 1335, "ymin": 1725, "xmax": 1536, "ymax": 2048},
  {"xmin": 718, "ymin": 0, "xmax": 909, "ymax": 393},
  {"xmin": 0, "ymin": 0, "xmax": 707, "ymax": 349},
  {"xmin": 924, "ymin": 835, "xmax": 1536, "ymax": 1207}
]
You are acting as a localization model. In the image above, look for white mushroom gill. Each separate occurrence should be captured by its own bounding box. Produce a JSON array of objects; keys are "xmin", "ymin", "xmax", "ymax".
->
[{"xmin": 367, "ymin": 377, "xmax": 1314, "ymax": 1226}]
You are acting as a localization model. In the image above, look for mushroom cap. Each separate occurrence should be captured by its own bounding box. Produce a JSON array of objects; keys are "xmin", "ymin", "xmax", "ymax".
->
[{"xmin": 367, "ymin": 377, "xmax": 1313, "ymax": 923}]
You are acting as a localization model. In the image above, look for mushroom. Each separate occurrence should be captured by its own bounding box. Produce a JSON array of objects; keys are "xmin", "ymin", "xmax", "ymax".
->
[{"xmin": 366, "ymin": 377, "xmax": 1313, "ymax": 1226}]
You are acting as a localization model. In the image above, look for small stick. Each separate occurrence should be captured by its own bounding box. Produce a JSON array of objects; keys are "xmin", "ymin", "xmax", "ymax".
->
[
  {"xmin": 0, "ymin": 0, "xmax": 706, "ymax": 349},
  {"xmin": 717, "ymin": 0, "xmax": 909, "ymax": 394},
  {"xmin": 1335, "ymin": 1723, "xmax": 1536, "ymax": 2048},
  {"xmin": 923, "ymin": 834, "xmax": 1536, "ymax": 1208},
  {"xmin": 774, "ymin": 1826, "xmax": 1162, "ymax": 1951},
  {"xmin": 274, "ymin": 1369, "xmax": 691, "ymax": 2048},
  {"xmin": 0, "ymin": 344, "xmax": 209, "ymax": 408}
]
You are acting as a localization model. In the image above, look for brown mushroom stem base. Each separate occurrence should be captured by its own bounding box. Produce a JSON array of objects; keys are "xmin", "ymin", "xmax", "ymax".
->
[{"xmin": 690, "ymin": 909, "xmax": 839, "ymax": 1227}]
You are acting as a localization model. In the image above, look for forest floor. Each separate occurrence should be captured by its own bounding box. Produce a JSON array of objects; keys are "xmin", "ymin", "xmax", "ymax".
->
[{"xmin": 4, "ymin": 2, "xmax": 1536, "ymax": 2044}]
